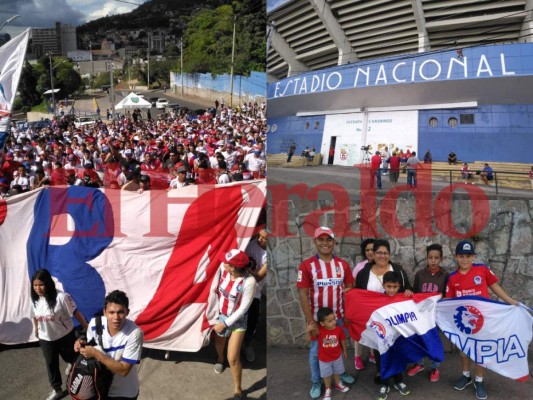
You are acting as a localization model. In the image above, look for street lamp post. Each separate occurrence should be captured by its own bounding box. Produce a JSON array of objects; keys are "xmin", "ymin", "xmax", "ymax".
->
[
  {"xmin": 180, "ymin": 38, "xmax": 184, "ymax": 97},
  {"xmin": 0, "ymin": 15, "xmax": 19, "ymax": 32},
  {"xmin": 48, "ymin": 54, "xmax": 67, "ymax": 115},
  {"xmin": 229, "ymin": 15, "xmax": 236, "ymax": 109}
]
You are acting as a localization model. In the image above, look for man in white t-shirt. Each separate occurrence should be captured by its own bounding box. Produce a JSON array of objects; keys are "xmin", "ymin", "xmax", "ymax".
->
[{"xmin": 75, "ymin": 290, "xmax": 144, "ymax": 399}]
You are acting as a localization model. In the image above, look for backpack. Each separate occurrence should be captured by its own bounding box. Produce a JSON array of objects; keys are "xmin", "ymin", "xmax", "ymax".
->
[{"xmin": 68, "ymin": 316, "xmax": 113, "ymax": 400}]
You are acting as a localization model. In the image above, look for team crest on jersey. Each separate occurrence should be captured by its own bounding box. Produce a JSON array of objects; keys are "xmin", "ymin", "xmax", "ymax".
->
[
  {"xmin": 297, "ymin": 270, "xmax": 302, "ymax": 282},
  {"xmin": 453, "ymin": 305, "xmax": 484, "ymax": 334},
  {"xmin": 473, "ymin": 276, "xmax": 482, "ymax": 285},
  {"xmin": 369, "ymin": 321, "xmax": 386, "ymax": 339},
  {"xmin": 237, "ymin": 282, "xmax": 243, "ymax": 292},
  {"xmin": 335, "ymin": 266, "xmax": 342, "ymax": 276}
]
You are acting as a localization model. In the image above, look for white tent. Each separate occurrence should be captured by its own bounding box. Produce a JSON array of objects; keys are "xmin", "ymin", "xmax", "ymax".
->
[{"xmin": 115, "ymin": 92, "xmax": 152, "ymax": 110}]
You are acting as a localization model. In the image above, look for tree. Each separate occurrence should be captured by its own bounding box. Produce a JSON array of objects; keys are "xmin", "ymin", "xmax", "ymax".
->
[
  {"xmin": 17, "ymin": 61, "xmax": 41, "ymax": 112},
  {"xmin": 182, "ymin": 1, "xmax": 265, "ymax": 75}
]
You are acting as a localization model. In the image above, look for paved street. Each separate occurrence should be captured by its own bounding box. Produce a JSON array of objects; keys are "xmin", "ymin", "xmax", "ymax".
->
[
  {"xmin": 267, "ymin": 165, "xmax": 533, "ymax": 200},
  {"xmin": 268, "ymin": 345, "xmax": 533, "ymax": 400},
  {"xmin": 0, "ymin": 298, "xmax": 266, "ymax": 400}
]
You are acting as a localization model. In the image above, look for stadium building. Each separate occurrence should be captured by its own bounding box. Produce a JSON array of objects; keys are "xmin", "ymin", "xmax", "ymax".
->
[{"xmin": 267, "ymin": 0, "xmax": 533, "ymax": 164}]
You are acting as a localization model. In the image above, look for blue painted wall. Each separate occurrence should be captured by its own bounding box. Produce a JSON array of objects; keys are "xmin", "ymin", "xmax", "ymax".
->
[
  {"xmin": 170, "ymin": 71, "xmax": 266, "ymax": 99},
  {"xmin": 418, "ymin": 104, "xmax": 533, "ymax": 163},
  {"xmin": 267, "ymin": 115, "xmax": 326, "ymax": 155}
]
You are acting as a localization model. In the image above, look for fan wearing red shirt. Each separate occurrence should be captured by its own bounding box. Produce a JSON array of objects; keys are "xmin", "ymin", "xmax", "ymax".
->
[
  {"xmin": 370, "ymin": 151, "xmax": 382, "ymax": 189},
  {"xmin": 307, "ymin": 307, "xmax": 349, "ymax": 400},
  {"xmin": 297, "ymin": 226, "xmax": 355, "ymax": 399},
  {"xmin": 445, "ymin": 240, "xmax": 518, "ymax": 400}
]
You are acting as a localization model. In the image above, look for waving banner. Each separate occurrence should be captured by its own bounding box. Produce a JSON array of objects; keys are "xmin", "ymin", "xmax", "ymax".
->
[
  {"xmin": 0, "ymin": 29, "xmax": 30, "ymax": 149},
  {"xmin": 436, "ymin": 296, "xmax": 532, "ymax": 381},
  {"xmin": 0, "ymin": 181, "xmax": 265, "ymax": 351},
  {"xmin": 345, "ymin": 289, "xmax": 444, "ymax": 379}
]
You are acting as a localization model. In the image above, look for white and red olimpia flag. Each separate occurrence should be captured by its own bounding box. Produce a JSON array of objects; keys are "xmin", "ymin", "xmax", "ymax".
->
[
  {"xmin": 346, "ymin": 289, "xmax": 444, "ymax": 379},
  {"xmin": 0, "ymin": 29, "xmax": 30, "ymax": 148},
  {"xmin": 436, "ymin": 296, "xmax": 532, "ymax": 381},
  {"xmin": 0, "ymin": 181, "xmax": 265, "ymax": 350}
]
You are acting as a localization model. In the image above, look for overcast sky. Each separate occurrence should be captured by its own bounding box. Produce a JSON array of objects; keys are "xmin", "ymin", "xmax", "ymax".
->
[{"xmin": 0, "ymin": 0, "xmax": 149, "ymax": 37}]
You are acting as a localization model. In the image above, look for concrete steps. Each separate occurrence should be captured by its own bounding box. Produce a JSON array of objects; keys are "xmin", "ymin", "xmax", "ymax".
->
[{"xmin": 267, "ymin": 153, "xmax": 322, "ymax": 168}]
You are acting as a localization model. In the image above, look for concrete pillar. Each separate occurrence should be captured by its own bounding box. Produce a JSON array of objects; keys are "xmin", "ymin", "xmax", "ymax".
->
[{"xmin": 308, "ymin": 0, "xmax": 358, "ymax": 65}]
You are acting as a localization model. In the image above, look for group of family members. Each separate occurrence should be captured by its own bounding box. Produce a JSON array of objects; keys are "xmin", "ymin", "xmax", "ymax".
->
[
  {"xmin": 298, "ymin": 227, "xmax": 519, "ymax": 400},
  {"xmin": 32, "ymin": 229, "xmax": 267, "ymax": 400}
]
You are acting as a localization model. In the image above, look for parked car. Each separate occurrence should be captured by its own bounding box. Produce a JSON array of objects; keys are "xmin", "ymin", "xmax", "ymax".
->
[
  {"xmin": 156, "ymin": 98, "xmax": 169, "ymax": 109},
  {"xmin": 74, "ymin": 117, "xmax": 96, "ymax": 129},
  {"xmin": 29, "ymin": 119, "xmax": 52, "ymax": 130},
  {"xmin": 148, "ymin": 97, "xmax": 159, "ymax": 107}
]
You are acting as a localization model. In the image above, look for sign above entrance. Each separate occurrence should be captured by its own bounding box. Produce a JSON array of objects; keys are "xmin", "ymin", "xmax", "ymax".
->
[{"xmin": 268, "ymin": 43, "xmax": 533, "ymax": 99}]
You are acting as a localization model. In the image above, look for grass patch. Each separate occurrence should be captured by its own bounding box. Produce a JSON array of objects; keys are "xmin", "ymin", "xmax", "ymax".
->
[{"xmin": 31, "ymin": 101, "xmax": 50, "ymax": 113}]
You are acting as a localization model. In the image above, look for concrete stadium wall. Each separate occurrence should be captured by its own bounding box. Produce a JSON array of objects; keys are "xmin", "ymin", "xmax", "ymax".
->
[
  {"xmin": 419, "ymin": 104, "xmax": 533, "ymax": 163},
  {"xmin": 267, "ymin": 115, "xmax": 326, "ymax": 154},
  {"xmin": 267, "ymin": 104, "xmax": 533, "ymax": 165},
  {"xmin": 266, "ymin": 197, "xmax": 533, "ymax": 347},
  {"xmin": 170, "ymin": 71, "xmax": 266, "ymax": 105}
]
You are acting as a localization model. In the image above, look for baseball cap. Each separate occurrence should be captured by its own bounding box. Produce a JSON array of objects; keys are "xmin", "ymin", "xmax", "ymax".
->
[
  {"xmin": 124, "ymin": 149, "xmax": 133, "ymax": 156},
  {"xmin": 455, "ymin": 240, "xmax": 475, "ymax": 255},
  {"xmin": 176, "ymin": 166, "xmax": 187, "ymax": 174},
  {"xmin": 314, "ymin": 226, "xmax": 335, "ymax": 239},
  {"xmin": 222, "ymin": 249, "xmax": 250, "ymax": 268}
]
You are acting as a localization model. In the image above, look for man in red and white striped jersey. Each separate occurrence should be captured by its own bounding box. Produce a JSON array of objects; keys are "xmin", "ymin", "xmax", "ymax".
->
[{"xmin": 297, "ymin": 226, "xmax": 355, "ymax": 399}]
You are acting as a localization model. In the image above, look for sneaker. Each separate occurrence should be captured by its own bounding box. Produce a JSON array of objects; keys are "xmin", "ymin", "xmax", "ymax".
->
[
  {"xmin": 244, "ymin": 345, "xmax": 255, "ymax": 362},
  {"xmin": 368, "ymin": 352, "xmax": 376, "ymax": 364},
  {"xmin": 340, "ymin": 372, "xmax": 355, "ymax": 385},
  {"xmin": 233, "ymin": 392, "xmax": 246, "ymax": 400},
  {"xmin": 394, "ymin": 382, "xmax": 410, "ymax": 396},
  {"xmin": 323, "ymin": 387, "xmax": 332, "ymax": 400},
  {"xmin": 376, "ymin": 385, "xmax": 390, "ymax": 400},
  {"xmin": 310, "ymin": 382, "xmax": 322, "ymax": 399},
  {"xmin": 214, "ymin": 362, "xmax": 225, "ymax": 374},
  {"xmin": 354, "ymin": 356, "xmax": 364, "ymax": 370},
  {"xmin": 407, "ymin": 364, "xmax": 424, "ymax": 376},
  {"xmin": 45, "ymin": 389, "xmax": 66, "ymax": 400},
  {"xmin": 474, "ymin": 381, "xmax": 487, "ymax": 400},
  {"xmin": 454, "ymin": 375, "xmax": 473, "ymax": 390},
  {"xmin": 430, "ymin": 368, "xmax": 440, "ymax": 382},
  {"xmin": 334, "ymin": 381, "xmax": 349, "ymax": 393}
]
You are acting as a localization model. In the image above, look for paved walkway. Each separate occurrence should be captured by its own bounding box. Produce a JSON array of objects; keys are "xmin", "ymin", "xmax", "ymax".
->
[
  {"xmin": 0, "ymin": 298, "xmax": 266, "ymax": 400},
  {"xmin": 268, "ymin": 345, "xmax": 533, "ymax": 400}
]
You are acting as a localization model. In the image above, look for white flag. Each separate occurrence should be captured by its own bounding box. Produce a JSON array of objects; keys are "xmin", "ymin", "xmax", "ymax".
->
[
  {"xmin": 436, "ymin": 296, "xmax": 532, "ymax": 381},
  {"xmin": 0, "ymin": 28, "xmax": 30, "ymax": 147}
]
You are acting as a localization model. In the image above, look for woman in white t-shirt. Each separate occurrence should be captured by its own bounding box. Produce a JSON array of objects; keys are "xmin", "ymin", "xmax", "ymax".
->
[
  {"xmin": 213, "ymin": 249, "xmax": 257, "ymax": 400},
  {"xmin": 31, "ymin": 269, "xmax": 88, "ymax": 400},
  {"xmin": 354, "ymin": 239, "xmax": 412, "ymax": 385},
  {"xmin": 351, "ymin": 238, "xmax": 376, "ymax": 370}
]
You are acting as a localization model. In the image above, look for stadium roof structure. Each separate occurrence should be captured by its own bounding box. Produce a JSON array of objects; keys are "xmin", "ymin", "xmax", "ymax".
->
[{"xmin": 267, "ymin": 0, "xmax": 533, "ymax": 81}]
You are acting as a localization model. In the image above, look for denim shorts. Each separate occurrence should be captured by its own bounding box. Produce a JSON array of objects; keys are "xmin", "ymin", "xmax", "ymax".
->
[
  {"xmin": 216, "ymin": 314, "xmax": 248, "ymax": 337},
  {"xmin": 319, "ymin": 355, "xmax": 345, "ymax": 378}
]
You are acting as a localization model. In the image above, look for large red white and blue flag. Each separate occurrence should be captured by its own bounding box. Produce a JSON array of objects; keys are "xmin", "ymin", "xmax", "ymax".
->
[
  {"xmin": 436, "ymin": 296, "xmax": 532, "ymax": 381},
  {"xmin": 345, "ymin": 289, "xmax": 444, "ymax": 379},
  {"xmin": 0, "ymin": 29, "xmax": 30, "ymax": 149},
  {"xmin": 0, "ymin": 181, "xmax": 265, "ymax": 350}
]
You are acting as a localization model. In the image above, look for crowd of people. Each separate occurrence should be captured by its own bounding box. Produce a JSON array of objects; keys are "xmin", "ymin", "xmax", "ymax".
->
[
  {"xmin": 1, "ymin": 104, "xmax": 267, "ymax": 197},
  {"xmin": 298, "ymin": 227, "xmax": 520, "ymax": 400}
]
